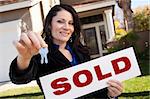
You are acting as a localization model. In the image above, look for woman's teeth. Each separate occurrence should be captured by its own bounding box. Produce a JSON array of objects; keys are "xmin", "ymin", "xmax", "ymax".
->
[{"xmin": 61, "ymin": 32, "xmax": 69, "ymax": 36}]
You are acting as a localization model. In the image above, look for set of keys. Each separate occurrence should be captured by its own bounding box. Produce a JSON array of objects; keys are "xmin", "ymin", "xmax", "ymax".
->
[{"xmin": 39, "ymin": 47, "xmax": 49, "ymax": 64}]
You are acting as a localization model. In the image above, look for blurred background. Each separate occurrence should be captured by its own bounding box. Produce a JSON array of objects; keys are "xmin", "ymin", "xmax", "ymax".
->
[{"xmin": 0, "ymin": 0, "xmax": 149, "ymax": 98}]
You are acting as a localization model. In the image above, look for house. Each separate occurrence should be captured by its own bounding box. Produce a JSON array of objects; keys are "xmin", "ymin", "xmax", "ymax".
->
[{"xmin": 0, "ymin": 0, "xmax": 116, "ymax": 82}]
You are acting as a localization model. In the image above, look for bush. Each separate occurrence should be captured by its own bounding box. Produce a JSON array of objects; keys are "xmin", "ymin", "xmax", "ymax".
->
[
  {"xmin": 133, "ymin": 6, "xmax": 150, "ymax": 32},
  {"xmin": 107, "ymin": 31, "xmax": 139, "ymax": 53}
]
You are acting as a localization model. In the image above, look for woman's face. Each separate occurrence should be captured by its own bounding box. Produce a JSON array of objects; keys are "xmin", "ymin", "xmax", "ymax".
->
[{"xmin": 51, "ymin": 9, "xmax": 74, "ymax": 45}]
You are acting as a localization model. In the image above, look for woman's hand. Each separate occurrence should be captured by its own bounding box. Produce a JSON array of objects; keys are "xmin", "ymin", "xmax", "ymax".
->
[
  {"xmin": 107, "ymin": 80, "xmax": 123, "ymax": 98},
  {"xmin": 13, "ymin": 31, "xmax": 47, "ymax": 70}
]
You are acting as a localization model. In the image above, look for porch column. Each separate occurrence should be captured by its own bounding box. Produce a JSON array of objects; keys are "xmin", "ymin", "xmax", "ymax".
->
[
  {"xmin": 104, "ymin": 9, "xmax": 115, "ymax": 41},
  {"xmin": 42, "ymin": 0, "xmax": 51, "ymax": 18}
]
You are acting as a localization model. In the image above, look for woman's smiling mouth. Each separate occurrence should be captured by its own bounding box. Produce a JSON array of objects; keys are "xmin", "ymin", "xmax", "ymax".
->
[{"xmin": 60, "ymin": 32, "xmax": 70, "ymax": 37}]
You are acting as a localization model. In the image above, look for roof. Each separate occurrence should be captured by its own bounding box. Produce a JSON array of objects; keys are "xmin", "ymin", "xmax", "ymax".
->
[{"xmin": 0, "ymin": 0, "xmax": 28, "ymax": 6}]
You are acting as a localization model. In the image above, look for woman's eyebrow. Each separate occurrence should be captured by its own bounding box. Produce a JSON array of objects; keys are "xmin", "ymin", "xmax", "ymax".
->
[{"xmin": 57, "ymin": 18, "xmax": 73, "ymax": 22}]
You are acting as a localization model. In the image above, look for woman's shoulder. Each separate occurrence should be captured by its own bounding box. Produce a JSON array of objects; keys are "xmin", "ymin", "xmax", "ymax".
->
[{"xmin": 74, "ymin": 44, "xmax": 90, "ymax": 63}]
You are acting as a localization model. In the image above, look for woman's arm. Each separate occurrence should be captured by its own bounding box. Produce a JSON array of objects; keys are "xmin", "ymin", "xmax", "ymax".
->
[
  {"xmin": 9, "ymin": 56, "xmax": 39, "ymax": 84},
  {"xmin": 9, "ymin": 31, "xmax": 47, "ymax": 84}
]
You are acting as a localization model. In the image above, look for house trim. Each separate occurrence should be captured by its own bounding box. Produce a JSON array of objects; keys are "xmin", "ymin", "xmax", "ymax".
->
[{"xmin": 74, "ymin": 0, "xmax": 116, "ymax": 13}]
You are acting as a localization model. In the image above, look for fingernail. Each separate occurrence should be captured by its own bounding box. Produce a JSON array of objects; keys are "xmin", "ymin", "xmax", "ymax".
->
[{"xmin": 43, "ymin": 44, "xmax": 48, "ymax": 48}]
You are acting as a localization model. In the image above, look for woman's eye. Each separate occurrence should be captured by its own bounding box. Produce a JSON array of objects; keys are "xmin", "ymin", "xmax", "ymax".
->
[
  {"xmin": 57, "ymin": 20, "xmax": 73, "ymax": 25},
  {"xmin": 57, "ymin": 20, "xmax": 64, "ymax": 23},
  {"xmin": 69, "ymin": 22, "xmax": 74, "ymax": 25}
]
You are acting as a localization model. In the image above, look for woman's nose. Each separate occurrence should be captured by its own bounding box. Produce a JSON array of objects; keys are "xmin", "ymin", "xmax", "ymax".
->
[{"xmin": 63, "ymin": 23, "xmax": 70, "ymax": 30}]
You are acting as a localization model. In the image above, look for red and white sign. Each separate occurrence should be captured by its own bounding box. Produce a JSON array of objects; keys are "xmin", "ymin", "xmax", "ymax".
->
[{"xmin": 40, "ymin": 47, "xmax": 141, "ymax": 99}]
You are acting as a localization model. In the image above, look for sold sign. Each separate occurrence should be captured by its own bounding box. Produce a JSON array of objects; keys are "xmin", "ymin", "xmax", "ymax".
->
[{"xmin": 40, "ymin": 47, "xmax": 141, "ymax": 99}]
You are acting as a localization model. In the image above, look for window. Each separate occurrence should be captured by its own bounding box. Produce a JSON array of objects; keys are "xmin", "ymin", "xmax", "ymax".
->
[
  {"xmin": 83, "ymin": 27, "xmax": 99, "ymax": 55},
  {"xmin": 80, "ymin": 14, "xmax": 103, "ymax": 24}
]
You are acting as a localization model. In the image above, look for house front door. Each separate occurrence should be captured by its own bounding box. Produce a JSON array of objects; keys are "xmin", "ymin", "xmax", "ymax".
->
[{"xmin": 82, "ymin": 22, "xmax": 107, "ymax": 58}]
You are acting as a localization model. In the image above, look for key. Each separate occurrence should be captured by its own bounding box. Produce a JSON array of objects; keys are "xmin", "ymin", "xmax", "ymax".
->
[
  {"xmin": 44, "ymin": 47, "xmax": 48, "ymax": 64},
  {"xmin": 39, "ymin": 47, "xmax": 48, "ymax": 64}
]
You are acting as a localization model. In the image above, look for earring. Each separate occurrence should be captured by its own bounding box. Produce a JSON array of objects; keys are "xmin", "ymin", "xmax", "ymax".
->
[{"xmin": 69, "ymin": 37, "xmax": 72, "ymax": 43}]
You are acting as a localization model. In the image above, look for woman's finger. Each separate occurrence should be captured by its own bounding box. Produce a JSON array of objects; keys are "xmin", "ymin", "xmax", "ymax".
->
[
  {"xmin": 108, "ymin": 80, "xmax": 123, "ymax": 87},
  {"xmin": 108, "ymin": 86, "xmax": 121, "ymax": 97},
  {"xmin": 107, "ymin": 80, "xmax": 123, "ymax": 92},
  {"xmin": 13, "ymin": 40, "xmax": 27, "ymax": 54},
  {"xmin": 35, "ymin": 32, "xmax": 48, "ymax": 48},
  {"xmin": 27, "ymin": 31, "xmax": 41, "ymax": 49},
  {"xmin": 20, "ymin": 33, "xmax": 32, "ymax": 49}
]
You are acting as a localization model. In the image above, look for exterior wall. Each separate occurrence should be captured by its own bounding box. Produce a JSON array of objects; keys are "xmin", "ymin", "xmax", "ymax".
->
[{"xmin": 0, "ymin": 20, "xmax": 21, "ymax": 82}]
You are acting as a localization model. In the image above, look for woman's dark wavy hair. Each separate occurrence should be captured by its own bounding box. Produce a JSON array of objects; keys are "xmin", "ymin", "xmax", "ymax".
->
[
  {"xmin": 42, "ymin": 3, "xmax": 89, "ymax": 56},
  {"xmin": 43, "ymin": 4, "xmax": 81, "ymax": 48}
]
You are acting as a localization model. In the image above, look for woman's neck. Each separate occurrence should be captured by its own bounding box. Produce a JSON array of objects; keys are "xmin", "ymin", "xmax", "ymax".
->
[
  {"xmin": 53, "ymin": 41, "xmax": 67, "ymax": 49},
  {"xmin": 59, "ymin": 43, "xmax": 66, "ymax": 50}
]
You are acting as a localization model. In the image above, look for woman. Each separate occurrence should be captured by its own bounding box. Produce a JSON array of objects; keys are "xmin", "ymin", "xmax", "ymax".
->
[{"xmin": 9, "ymin": 4, "xmax": 123, "ymax": 98}]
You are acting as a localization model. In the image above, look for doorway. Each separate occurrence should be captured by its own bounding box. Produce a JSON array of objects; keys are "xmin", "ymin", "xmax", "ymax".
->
[{"xmin": 82, "ymin": 22, "xmax": 107, "ymax": 58}]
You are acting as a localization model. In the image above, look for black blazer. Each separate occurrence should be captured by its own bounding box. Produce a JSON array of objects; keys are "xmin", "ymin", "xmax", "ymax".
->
[{"xmin": 9, "ymin": 42, "xmax": 109, "ymax": 98}]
